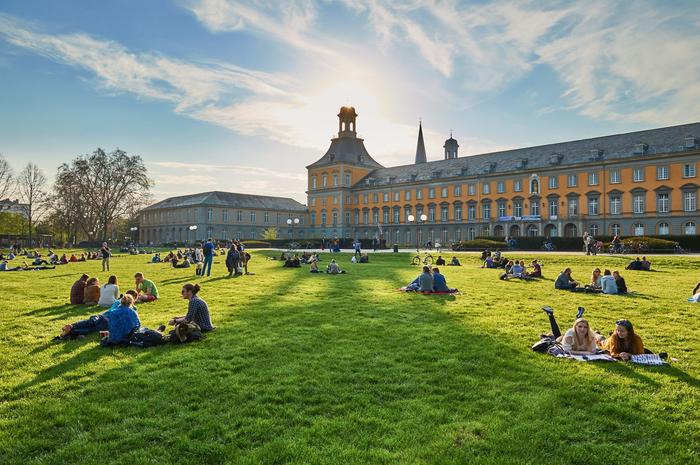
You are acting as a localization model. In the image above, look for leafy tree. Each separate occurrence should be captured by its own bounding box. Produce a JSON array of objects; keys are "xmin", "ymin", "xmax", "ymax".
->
[
  {"xmin": 261, "ymin": 227, "xmax": 279, "ymax": 240},
  {"xmin": 16, "ymin": 163, "xmax": 48, "ymax": 245},
  {"xmin": 0, "ymin": 212, "xmax": 28, "ymax": 235}
]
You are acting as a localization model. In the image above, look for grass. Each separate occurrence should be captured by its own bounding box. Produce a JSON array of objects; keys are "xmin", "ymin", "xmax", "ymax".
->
[{"xmin": 1, "ymin": 250, "xmax": 699, "ymax": 465}]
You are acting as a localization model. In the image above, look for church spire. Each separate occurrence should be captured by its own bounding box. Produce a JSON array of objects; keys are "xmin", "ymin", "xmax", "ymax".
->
[{"xmin": 415, "ymin": 121, "xmax": 427, "ymax": 164}]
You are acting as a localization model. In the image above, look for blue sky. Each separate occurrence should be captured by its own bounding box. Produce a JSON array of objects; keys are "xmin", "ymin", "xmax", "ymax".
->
[{"xmin": 1, "ymin": 0, "xmax": 699, "ymax": 202}]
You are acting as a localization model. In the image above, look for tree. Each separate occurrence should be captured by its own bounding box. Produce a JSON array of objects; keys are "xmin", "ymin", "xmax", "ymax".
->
[
  {"xmin": 16, "ymin": 163, "xmax": 48, "ymax": 245},
  {"xmin": 52, "ymin": 148, "xmax": 152, "ymax": 241},
  {"xmin": 0, "ymin": 154, "xmax": 13, "ymax": 200},
  {"xmin": 261, "ymin": 227, "xmax": 279, "ymax": 240}
]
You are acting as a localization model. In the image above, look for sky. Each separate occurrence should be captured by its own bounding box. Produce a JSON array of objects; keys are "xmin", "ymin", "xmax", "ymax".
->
[{"xmin": 1, "ymin": 0, "xmax": 699, "ymax": 203}]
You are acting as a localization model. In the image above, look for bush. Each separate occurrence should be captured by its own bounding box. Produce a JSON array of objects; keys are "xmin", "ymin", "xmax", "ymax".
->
[
  {"xmin": 453, "ymin": 239, "xmax": 509, "ymax": 251},
  {"xmin": 241, "ymin": 240, "xmax": 272, "ymax": 248}
]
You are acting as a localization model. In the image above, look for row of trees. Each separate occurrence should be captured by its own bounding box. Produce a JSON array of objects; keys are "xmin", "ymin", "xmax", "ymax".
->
[{"xmin": 0, "ymin": 149, "xmax": 152, "ymax": 245}]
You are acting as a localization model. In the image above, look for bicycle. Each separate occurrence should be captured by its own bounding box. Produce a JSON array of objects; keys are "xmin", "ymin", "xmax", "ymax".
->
[{"xmin": 411, "ymin": 253, "xmax": 434, "ymax": 266}]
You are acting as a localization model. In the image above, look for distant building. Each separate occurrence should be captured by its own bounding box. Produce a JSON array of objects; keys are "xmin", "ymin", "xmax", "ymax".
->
[
  {"xmin": 138, "ymin": 191, "xmax": 308, "ymax": 244},
  {"xmin": 306, "ymin": 106, "xmax": 699, "ymax": 243},
  {"xmin": 0, "ymin": 198, "xmax": 28, "ymax": 217}
]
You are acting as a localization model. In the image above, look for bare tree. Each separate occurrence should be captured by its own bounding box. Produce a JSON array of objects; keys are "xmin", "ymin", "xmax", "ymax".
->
[
  {"xmin": 0, "ymin": 154, "xmax": 14, "ymax": 200},
  {"xmin": 16, "ymin": 162, "xmax": 48, "ymax": 245}
]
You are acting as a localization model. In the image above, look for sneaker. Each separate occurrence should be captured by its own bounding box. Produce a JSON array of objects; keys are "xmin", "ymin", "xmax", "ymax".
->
[
  {"xmin": 541, "ymin": 306, "xmax": 554, "ymax": 315},
  {"xmin": 659, "ymin": 352, "xmax": 668, "ymax": 360},
  {"xmin": 157, "ymin": 324, "xmax": 166, "ymax": 332},
  {"xmin": 577, "ymin": 307, "xmax": 585, "ymax": 319}
]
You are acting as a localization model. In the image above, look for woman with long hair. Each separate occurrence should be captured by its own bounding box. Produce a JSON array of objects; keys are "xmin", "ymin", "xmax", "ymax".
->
[
  {"xmin": 601, "ymin": 320, "xmax": 644, "ymax": 360},
  {"xmin": 560, "ymin": 317, "xmax": 600, "ymax": 355}
]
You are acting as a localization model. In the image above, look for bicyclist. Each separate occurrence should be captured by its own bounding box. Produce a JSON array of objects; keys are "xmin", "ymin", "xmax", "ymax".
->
[{"xmin": 612, "ymin": 235, "xmax": 622, "ymax": 253}]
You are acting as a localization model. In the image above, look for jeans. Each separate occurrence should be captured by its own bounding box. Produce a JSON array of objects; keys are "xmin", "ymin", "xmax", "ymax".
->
[
  {"xmin": 202, "ymin": 255, "xmax": 213, "ymax": 277},
  {"xmin": 71, "ymin": 314, "xmax": 109, "ymax": 336},
  {"xmin": 547, "ymin": 314, "xmax": 561, "ymax": 339},
  {"xmin": 102, "ymin": 257, "xmax": 110, "ymax": 271}
]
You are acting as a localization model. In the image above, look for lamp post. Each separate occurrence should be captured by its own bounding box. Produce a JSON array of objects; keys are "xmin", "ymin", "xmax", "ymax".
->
[
  {"xmin": 286, "ymin": 217, "xmax": 300, "ymax": 238},
  {"xmin": 407, "ymin": 214, "xmax": 427, "ymax": 251},
  {"xmin": 188, "ymin": 225, "xmax": 198, "ymax": 245},
  {"xmin": 129, "ymin": 226, "xmax": 138, "ymax": 245}
]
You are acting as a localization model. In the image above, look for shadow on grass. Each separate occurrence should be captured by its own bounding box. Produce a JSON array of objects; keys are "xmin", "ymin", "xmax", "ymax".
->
[{"xmin": 24, "ymin": 303, "xmax": 96, "ymax": 320}]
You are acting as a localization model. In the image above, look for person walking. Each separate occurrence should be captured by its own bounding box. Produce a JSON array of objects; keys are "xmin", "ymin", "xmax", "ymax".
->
[
  {"xmin": 100, "ymin": 242, "xmax": 111, "ymax": 272},
  {"xmin": 202, "ymin": 238, "xmax": 215, "ymax": 277}
]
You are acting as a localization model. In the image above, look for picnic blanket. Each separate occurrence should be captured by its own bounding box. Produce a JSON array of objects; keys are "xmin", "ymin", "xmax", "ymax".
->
[{"xmin": 630, "ymin": 354, "xmax": 666, "ymax": 365}]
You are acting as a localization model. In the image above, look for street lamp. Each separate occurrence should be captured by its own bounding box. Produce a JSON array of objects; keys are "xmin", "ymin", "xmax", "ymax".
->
[
  {"xmin": 407, "ymin": 214, "xmax": 428, "ymax": 251},
  {"xmin": 286, "ymin": 217, "xmax": 300, "ymax": 238},
  {"xmin": 188, "ymin": 225, "xmax": 197, "ymax": 244},
  {"xmin": 129, "ymin": 226, "xmax": 138, "ymax": 245}
]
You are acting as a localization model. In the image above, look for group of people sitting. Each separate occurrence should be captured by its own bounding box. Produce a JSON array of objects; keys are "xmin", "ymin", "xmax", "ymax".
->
[
  {"xmin": 534, "ymin": 306, "xmax": 664, "ymax": 362},
  {"xmin": 480, "ymin": 250, "xmax": 517, "ymax": 269},
  {"xmin": 555, "ymin": 267, "xmax": 628, "ymax": 294},
  {"xmin": 57, "ymin": 283, "xmax": 214, "ymax": 346},
  {"xmin": 281, "ymin": 252, "xmax": 320, "ymax": 268},
  {"xmin": 350, "ymin": 254, "xmax": 370, "ymax": 263},
  {"xmin": 435, "ymin": 256, "xmax": 461, "ymax": 266},
  {"xmin": 402, "ymin": 266, "xmax": 457, "ymax": 293},
  {"xmin": 70, "ymin": 272, "xmax": 159, "ymax": 305},
  {"xmin": 625, "ymin": 256, "xmax": 652, "ymax": 271},
  {"xmin": 498, "ymin": 259, "xmax": 543, "ymax": 280}
]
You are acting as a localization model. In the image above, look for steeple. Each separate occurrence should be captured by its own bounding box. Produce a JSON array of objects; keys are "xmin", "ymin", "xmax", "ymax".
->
[
  {"xmin": 415, "ymin": 121, "xmax": 427, "ymax": 164},
  {"xmin": 444, "ymin": 132, "xmax": 459, "ymax": 160},
  {"xmin": 337, "ymin": 106, "xmax": 358, "ymax": 138}
]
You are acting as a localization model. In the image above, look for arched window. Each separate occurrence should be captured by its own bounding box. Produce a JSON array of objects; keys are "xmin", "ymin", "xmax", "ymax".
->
[
  {"xmin": 493, "ymin": 225, "xmax": 505, "ymax": 237},
  {"xmin": 468, "ymin": 227, "xmax": 476, "ymax": 240},
  {"xmin": 658, "ymin": 222, "xmax": 670, "ymax": 235},
  {"xmin": 527, "ymin": 224, "xmax": 539, "ymax": 237},
  {"xmin": 685, "ymin": 221, "xmax": 696, "ymax": 235},
  {"xmin": 510, "ymin": 225, "xmax": 521, "ymax": 237}
]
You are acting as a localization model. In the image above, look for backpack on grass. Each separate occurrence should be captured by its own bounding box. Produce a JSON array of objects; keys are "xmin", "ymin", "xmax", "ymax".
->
[
  {"xmin": 169, "ymin": 321, "xmax": 203, "ymax": 344},
  {"xmin": 129, "ymin": 328, "xmax": 167, "ymax": 348}
]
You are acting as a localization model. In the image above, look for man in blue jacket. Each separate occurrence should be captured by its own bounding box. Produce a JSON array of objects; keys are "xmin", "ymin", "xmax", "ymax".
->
[{"xmin": 202, "ymin": 238, "xmax": 215, "ymax": 277}]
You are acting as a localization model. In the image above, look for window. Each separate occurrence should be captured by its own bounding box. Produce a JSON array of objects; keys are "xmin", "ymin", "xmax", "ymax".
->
[
  {"xmin": 250, "ymin": 212, "xmax": 256, "ymax": 223},
  {"xmin": 311, "ymin": 177, "xmax": 317, "ymax": 189},
  {"xmin": 454, "ymin": 185, "xmax": 461, "ymax": 196},
  {"xmin": 549, "ymin": 200, "xmax": 558, "ymax": 217},
  {"xmin": 405, "ymin": 190, "xmax": 411, "ymax": 201},
  {"xmin": 222, "ymin": 209, "xmax": 228, "ymax": 222},
  {"xmin": 373, "ymin": 193, "xmax": 379, "ymax": 203},
  {"xmin": 498, "ymin": 202, "xmax": 506, "ymax": 217},
  {"xmin": 394, "ymin": 191, "xmax": 400, "ymax": 202},
  {"xmin": 362, "ymin": 211, "xmax": 368, "ymax": 224},
  {"xmin": 684, "ymin": 163, "xmax": 696, "ymax": 178},
  {"xmin": 482, "ymin": 204, "xmax": 491, "ymax": 219},
  {"xmin": 497, "ymin": 181, "xmax": 505, "ymax": 193},
  {"xmin": 383, "ymin": 210, "xmax": 389, "ymax": 224},
  {"xmin": 235, "ymin": 210, "xmax": 242, "ymax": 222},
  {"xmin": 441, "ymin": 187, "xmax": 448, "ymax": 198},
  {"xmin": 333, "ymin": 195, "xmax": 338, "ymax": 205},
  {"xmin": 310, "ymin": 212, "xmax": 316, "ymax": 224},
  {"xmin": 530, "ymin": 201, "xmax": 539, "ymax": 216},
  {"xmin": 383, "ymin": 192, "xmax": 389, "ymax": 202},
  {"xmin": 685, "ymin": 221, "xmax": 696, "ymax": 235},
  {"xmin": 363, "ymin": 194, "xmax": 369, "ymax": 204},
  {"xmin": 633, "ymin": 168, "xmax": 644, "ymax": 182},
  {"xmin": 513, "ymin": 201, "xmax": 523, "ymax": 217},
  {"xmin": 588, "ymin": 172, "xmax": 599, "ymax": 186},
  {"xmin": 332, "ymin": 174, "xmax": 338, "ymax": 186},
  {"xmin": 589, "ymin": 224, "xmax": 598, "ymax": 236},
  {"xmin": 372, "ymin": 210, "xmax": 379, "ymax": 224},
  {"xmin": 634, "ymin": 223, "xmax": 645, "ymax": 236},
  {"xmin": 207, "ymin": 208, "xmax": 213, "ymax": 221},
  {"xmin": 656, "ymin": 166, "xmax": 669, "ymax": 180},
  {"xmin": 633, "ymin": 193, "xmax": 645, "ymax": 214},
  {"xmin": 610, "ymin": 169, "xmax": 621, "ymax": 184},
  {"xmin": 428, "ymin": 187, "xmax": 436, "ymax": 199},
  {"xmin": 263, "ymin": 212, "xmax": 269, "ymax": 222},
  {"xmin": 345, "ymin": 212, "xmax": 351, "ymax": 224},
  {"xmin": 548, "ymin": 176, "xmax": 558, "ymax": 189},
  {"xmin": 354, "ymin": 211, "xmax": 359, "ymax": 224},
  {"xmin": 404, "ymin": 207, "xmax": 411, "ymax": 222},
  {"xmin": 684, "ymin": 191, "xmax": 697, "ymax": 212},
  {"xmin": 610, "ymin": 195, "xmax": 621, "ymax": 214},
  {"xmin": 428, "ymin": 206, "xmax": 435, "ymax": 222},
  {"xmin": 393, "ymin": 208, "xmax": 400, "ymax": 223},
  {"xmin": 610, "ymin": 223, "xmax": 621, "ymax": 236},
  {"xmin": 345, "ymin": 173, "xmax": 351, "ymax": 186},
  {"xmin": 468, "ymin": 184, "xmax": 476, "ymax": 195},
  {"xmin": 467, "ymin": 204, "xmax": 476, "ymax": 220},
  {"xmin": 657, "ymin": 193, "xmax": 670, "ymax": 213},
  {"xmin": 332, "ymin": 211, "xmax": 338, "ymax": 225},
  {"xmin": 658, "ymin": 222, "xmax": 670, "ymax": 235},
  {"xmin": 322, "ymin": 174, "xmax": 328, "ymax": 187},
  {"xmin": 321, "ymin": 212, "xmax": 327, "ymax": 224},
  {"xmin": 482, "ymin": 182, "xmax": 491, "ymax": 194},
  {"xmin": 441, "ymin": 205, "xmax": 449, "ymax": 222},
  {"xmin": 443, "ymin": 229, "xmax": 449, "ymax": 243},
  {"xmin": 568, "ymin": 198, "xmax": 579, "ymax": 216},
  {"xmin": 588, "ymin": 197, "xmax": 599, "ymax": 215},
  {"xmin": 454, "ymin": 205, "xmax": 462, "ymax": 221},
  {"xmin": 416, "ymin": 189, "xmax": 423, "ymax": 200},
  {"xmin": 513, "ymin": 180, "xmax": 522, "ymax": 192},
  {"xmin": 567, "ymin": 174, "xmax": 577, "ymax": 187}
]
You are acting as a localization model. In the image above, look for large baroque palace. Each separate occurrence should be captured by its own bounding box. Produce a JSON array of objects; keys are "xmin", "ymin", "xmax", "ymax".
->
[{"xmin": 140, "ymin": 106, "xmax": 699, "ymax": 245}]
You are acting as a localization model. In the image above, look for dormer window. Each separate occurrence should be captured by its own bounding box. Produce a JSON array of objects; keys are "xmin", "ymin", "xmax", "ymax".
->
[
  {"xmin": 633, "ymin": 143, "xmax": 648, "ymax": 155},
  {"xmin": 589, "ymin": 149, "xmax": 603, "ymax": 160},
  {"xmin": 685, "ymin": 136, "xmax": 698, "ymax": 149},
  {"xmin": 549, "ymin": 154, "xmax": 563, "ymax": 165},
  {"xmin": 460, "ymin": 168, "xmax": 468, "ymax": 176},
  {"xmin": 515, "ymin": 159, "xmax": 527, "ymax": 169}
]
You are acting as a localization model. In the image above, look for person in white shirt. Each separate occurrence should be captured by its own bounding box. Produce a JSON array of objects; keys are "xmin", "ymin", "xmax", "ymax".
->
[{"xmin": 98, "ymin": 275, "xmax": 120, "ymax": 307}]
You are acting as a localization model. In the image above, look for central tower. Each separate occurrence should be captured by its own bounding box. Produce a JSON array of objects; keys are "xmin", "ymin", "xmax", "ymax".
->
[{"xmin": 338, "ymin": 106, "xmax": 358, "ymax": 137}]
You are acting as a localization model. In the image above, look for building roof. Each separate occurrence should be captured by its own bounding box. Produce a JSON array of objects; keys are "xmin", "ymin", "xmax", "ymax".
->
[
  {"xmin": 306, "ymin": 136, "xmax": 384, "ymax": 169},
  {"xmin": 144, "ymin": 191, "xmax": 307, "ymax": 212},
  {"xmin": 357, "ymin": 122, "xmax": 700, "ymax": 187},
  {"xmin": 415, "ymin": 122, "xmax": 427, "ymax": 164}
]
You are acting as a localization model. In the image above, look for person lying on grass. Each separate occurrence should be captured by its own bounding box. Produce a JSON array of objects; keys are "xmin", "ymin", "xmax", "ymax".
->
[
  {"xmin": 541, "ymin": 307, "xmax": 602, "ymax": 355},
  {"xmin": 134, "ymin": 272, "xmax": 159, "ymax": 302},
  {"xmin": 57, "ymin": 290, "xmax": 139, "ymax": 340},
  {"xmin": 689, "ymin": 281, "xmax": 700, "ymax": 302},
  {"xmin": 159, "ymin": 283, "xmax": 214, "ymax": 332},
  {"xmin": 599, "ymin": 319, "xmax": 645, "ymax": 360}
]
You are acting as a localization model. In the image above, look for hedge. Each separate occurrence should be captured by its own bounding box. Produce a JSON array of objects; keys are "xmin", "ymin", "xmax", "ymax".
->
[{"xmin": 452, "ymin": 235, "xmax": 698, "ymax": 252}]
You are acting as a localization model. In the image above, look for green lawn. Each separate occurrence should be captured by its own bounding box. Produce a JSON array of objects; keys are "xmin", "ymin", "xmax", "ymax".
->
[{"xmin": 1, "ymin": 250, "xmax": 699, "ymax": 465}]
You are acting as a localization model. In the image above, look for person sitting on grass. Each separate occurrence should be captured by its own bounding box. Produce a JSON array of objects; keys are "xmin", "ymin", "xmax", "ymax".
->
[
  {"xmin": 0, "ymin": 260, "xmax": 8, "ymax": 271},
  {"xmin": 641, "ymin": 256, "xmax": 651, "ymax": 271},
  {"xmin": 84, "ymin": 277, "xmax": 101, "ymax": 305},
  {"xmin": 555, "ymin": 268, "xmax": 580, "ymax": 291},
  {"xmin": 70, "ymin": 274, "xmax": 90, "ymax": 304},
  {"xmin": 60, "ymin": 254, "xmax": 69, "ymax": 265},
  {"xmin": 78, "ymin": 253, "xmax": 86, "ymax": 262},
  {"xmin": 98, "ymin": 275, "xmax": 120, "ymax": 308},
  {"xmin": 435, "ymin": 256, "xmax": 446, "ymax": 266},
  {"xmin": 448, "ymin": 256, "xmax": 461, "ymax": 266},
  {"xmin": 359, "ymin": 254, "xmax": 369, "ymax": 263},
  {"xmin": 69, "ymin": 254, "xmax": 78, "ymax": 263},
  {"xmin": 600, "ymin": 319, "xmax": 644, "ymax": 360},
  {"xmin": 56, "ymin": 290, "xmax": 139, "ymax": 340},
  {"xmin": 418, "ymin": 265, "xmax": 434, "ymax": 292},
  {"xmin": 527, "ymin": 259, "xmax": 542, "ymax": 278},
  {"xmin": 309, "ymin": 257, "xmax": 320, "ymax": 273},
  {"xmin": 32, "ymin": 256, "xmax": 49, "ymax": 266},
  {"xmin": 689, "ymin": 281, "xmax": 700, "ymax": 302},
  {"xmin": 482, "ymin": 256, "xmax": 494, "ymax": 269},
  {"xmin": 326, "ymin": 259, "xmax": 345, "ymax": 274},
  {"xmin": 600, "ymin": 269, "xmax": 618, "ymax": 295},
  {"xmin": 102, "ymin": 294, "xmax": 141, "ymax": 346},
  {"xmin": 161, "ymin": 283, "xmax": 214, "ymax": 332},
  {"xmin": 626, "ymin": 257, "xmax": 644, "ymax": 271},
  {"xmin": 134, "ymin": 272, "xmax": 159, "ymax": 302},
  {"xmin": 151, "ymin": 253, "xmax": 161, "ymax": 263},
  {"xmin": 480, "ymin": 249, "xmax": 491, "ymax": 261},
  {"xmin": 613, "ymin": 270, "xmax": 628, "ymax": 294},
  {"xmin": 584, "ymin": 268, "xmax": 602, "ymax": 292},
  {"xmin": 432, "ymin": 267, "xmax": 456, "ymax": 292},
  {"xmin": 173, "ymin": 257, "xmax": 191, "ymax": 269}
]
